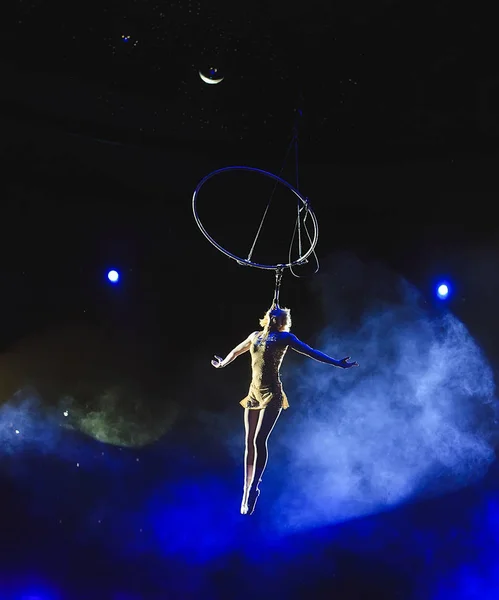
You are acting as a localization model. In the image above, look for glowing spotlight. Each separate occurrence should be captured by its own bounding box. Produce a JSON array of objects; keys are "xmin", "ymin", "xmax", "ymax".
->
[
  {"xmin": 107, "ymin": 269, "xmax": 120, "ymax": 283},
  {"xmin": 437, "ymin": 282, "xmax": 450, "ymax": 299}
]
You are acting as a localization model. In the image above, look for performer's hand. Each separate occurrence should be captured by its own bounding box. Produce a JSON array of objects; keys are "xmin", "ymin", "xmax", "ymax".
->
[
  {"xmin": 211, "ymin": 355, "xmax": 224, "ymax": 368},
  {"xmin": 337, "ymin": 356, "xmax": 359, "ymax": 369}
]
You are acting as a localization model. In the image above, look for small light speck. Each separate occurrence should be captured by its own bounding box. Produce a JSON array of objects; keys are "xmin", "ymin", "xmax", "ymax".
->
[
  {"xmin": 15, "ymin": 429, "xmax": 20, "ymax": 435},
  {"xmin": 136, "ymin": 458, "xmax": 140, "ymax": 462},
  {"xmin": 76, "ymin": 463, "xmax": 80, "ymax": 467},
  {"xmin": 63, "ymin": 410, "xmax": 69, "ymax": 417}
]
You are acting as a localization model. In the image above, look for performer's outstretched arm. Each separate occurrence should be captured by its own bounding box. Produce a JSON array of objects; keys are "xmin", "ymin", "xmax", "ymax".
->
[
  {"xmin": 284, "ymin": 332, "xmax": 358, "ymax": 368},
  {"xmin": 212, "ymin": 332, "xmax": 257, "ymax": 369}
]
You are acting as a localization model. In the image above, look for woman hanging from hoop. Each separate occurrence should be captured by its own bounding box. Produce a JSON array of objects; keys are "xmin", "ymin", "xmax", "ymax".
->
[{"xmin": 212, "ymin": 305, "xmax": 358, "ymax": 515}]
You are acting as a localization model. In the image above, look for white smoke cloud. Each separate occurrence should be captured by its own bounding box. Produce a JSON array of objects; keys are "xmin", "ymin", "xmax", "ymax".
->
[{"xmin": 269, "ymin": 254, "xmax": 498, "ymax": 532}]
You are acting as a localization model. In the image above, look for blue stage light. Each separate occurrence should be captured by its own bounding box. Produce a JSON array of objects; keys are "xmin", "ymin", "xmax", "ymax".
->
[
  {"xmin": 436, "ymin": 282, "xmax": 449, "ymax": 299},
  {"xmin": 107, "ymin": 269, "xmax": 120, "ymax": 283}
]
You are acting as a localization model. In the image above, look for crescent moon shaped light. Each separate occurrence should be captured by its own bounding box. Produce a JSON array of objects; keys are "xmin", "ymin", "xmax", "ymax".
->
[{"xmin": 199, "ymin": 70, "xmax": 224, "ymax": 85}]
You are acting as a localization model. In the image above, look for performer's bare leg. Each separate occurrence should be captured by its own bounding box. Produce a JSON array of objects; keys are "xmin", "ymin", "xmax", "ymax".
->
[
  {"xmin": 241, "ymin": 407, "xmax": 260, "ymax": 513},
  {"xmin": 242, "ymin": 404, "xmax": 281, "ymax": 514},
  {"xmin": 253, "ymin": 405, "xmax": 281, "ymax": 490}
]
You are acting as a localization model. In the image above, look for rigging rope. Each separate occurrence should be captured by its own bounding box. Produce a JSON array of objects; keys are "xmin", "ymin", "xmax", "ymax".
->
[
  {"xmin": 246, "ymin": 133, "xmax": 296, "ymax": 263},
  {"xmin": 289, "ymin": 112, "xmax": 319, "ymax": 278},
  {"xmin": 272, "ymin": 267, "xmax": 284, "ymax": 308},
  {"xmin": 294, "ymin": 122, "xmax": 303, "ymax": 260},
  {"xmin": 245, "ymin": 103, "xmax": 320, "ymax": 308}
]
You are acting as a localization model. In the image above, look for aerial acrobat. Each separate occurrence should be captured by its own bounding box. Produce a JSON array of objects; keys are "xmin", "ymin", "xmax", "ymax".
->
[{"xmin": 192, "ymin": 122, "xmax": 358, "ymax": 515}]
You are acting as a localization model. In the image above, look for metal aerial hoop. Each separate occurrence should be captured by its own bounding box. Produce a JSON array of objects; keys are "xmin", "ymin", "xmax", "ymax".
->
[
  {"xmin": 192, "ymin": 166, "xmax": 318, "ymax": 271},
  {"xmin": 192, "ymin": 101, "xmax": 320, "ymax": 307}
]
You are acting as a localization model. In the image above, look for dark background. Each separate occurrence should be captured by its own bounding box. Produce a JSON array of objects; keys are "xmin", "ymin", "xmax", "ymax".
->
[{"xmin": 0, "ymin": 0, "xmax": 498, "ymax": 598}]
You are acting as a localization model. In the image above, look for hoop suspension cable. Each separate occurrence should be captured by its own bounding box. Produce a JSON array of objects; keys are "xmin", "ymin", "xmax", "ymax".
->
[
  {"xmin": 288, "ymin": 210, "xmax": 320, "ymax": 277},
  {"xmin": 294, "ymin": 125, "xmax": 303, "ymax": 259},
  {"xmin": 288, "ymin": 125, "xmax": 320, "ymax": 278},
  {"xmin": 272, "ymin": 267, "xmax": 284, "ymax": 308},
  {"xmin": 246, "ymin": 132, "xmax": 297, "ymax": 263},
  {"xmin": 267, "ymin": 113, "xmax": 319, "ymax": 306}
]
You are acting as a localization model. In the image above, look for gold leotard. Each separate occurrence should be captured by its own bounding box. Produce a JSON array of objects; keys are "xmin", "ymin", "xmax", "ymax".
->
[{"xmin": 240, "ymin": 331, "xmax": 290, "ymax": 411}]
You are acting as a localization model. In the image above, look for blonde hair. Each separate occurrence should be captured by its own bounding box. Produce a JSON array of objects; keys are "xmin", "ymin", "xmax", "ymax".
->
[{"xmin": 259, "ymin": 306, "xmax": 292, "ymax": 337}]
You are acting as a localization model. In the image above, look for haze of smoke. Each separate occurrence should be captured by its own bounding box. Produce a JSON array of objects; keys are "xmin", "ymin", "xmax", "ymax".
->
[
  {"xmin": 0, "ymin": 390, "xmax": 65, "ymax": 456},
  {"xmin": 0, "ymin": 324, "xmax": 179, "ymax": 449},
  {"xmin": 0, "ymin": 385, "xmax": 176, "ymax": 453},
  {"xmin": 254, "ymin": 254, "xmax": 497, "ymax": 532},
  {"xmin": 64, "ymin": 385, "xmax": 179, "ymax": 448}
]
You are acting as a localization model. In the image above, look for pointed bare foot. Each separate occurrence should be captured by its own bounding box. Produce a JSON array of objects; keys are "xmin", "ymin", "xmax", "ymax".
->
[
  {"xmin": 247, "ymin": 488, "xmax": 261, "ymax": 515},
  {"xmin": 241, "ymin": 488, "xmax": 249, "ymax": 514}
]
